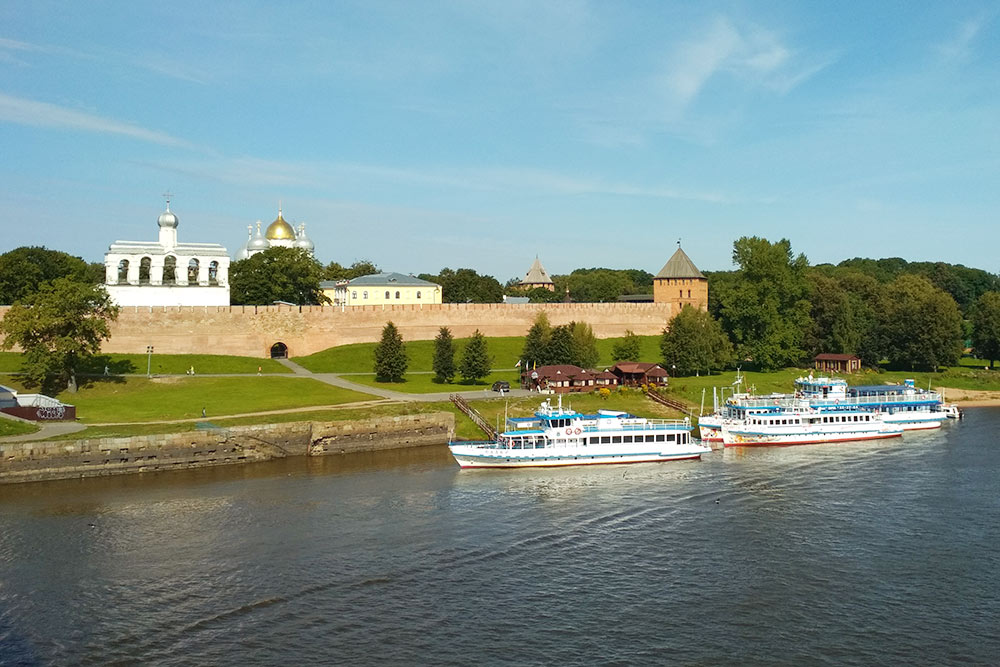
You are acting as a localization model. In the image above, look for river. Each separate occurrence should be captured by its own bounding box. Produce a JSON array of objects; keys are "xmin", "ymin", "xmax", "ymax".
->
[{"xmin": 1, "ymin": 409, "xmax": 998, "ymax": 665}]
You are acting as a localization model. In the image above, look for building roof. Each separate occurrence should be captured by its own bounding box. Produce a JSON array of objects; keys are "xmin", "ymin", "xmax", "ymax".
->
[
  {"xmin": 521, "ymin": 256, "xmax": 553, "ymax": 285},
  {"xmin": 107, "ymin": 241, "xmax": 229, "ymax": 257},
  {"xmin": 655, "ymin": 246, "xmax": 705, "ymax": 280},
  {"xmin": 346, "ymin": 272, "xmax": 440, "ymax": 287},
  {"xmin": 611, "ymin": 361, "xmax": 663, "ymax": 374},
  {"xmin": 814, "ymin": 353, "xmax": 860, "ymax": 361}
]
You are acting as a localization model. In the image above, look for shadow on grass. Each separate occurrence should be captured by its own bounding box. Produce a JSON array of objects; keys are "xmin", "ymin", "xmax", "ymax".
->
[{"xmin": 76, "ymin": 356, "xmax": 137, "ymax": 388}]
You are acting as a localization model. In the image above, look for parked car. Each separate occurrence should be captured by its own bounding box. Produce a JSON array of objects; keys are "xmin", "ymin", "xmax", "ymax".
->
[{"xmin": 491, "ymin": 380, "xmax": 510, "ymax": 392}]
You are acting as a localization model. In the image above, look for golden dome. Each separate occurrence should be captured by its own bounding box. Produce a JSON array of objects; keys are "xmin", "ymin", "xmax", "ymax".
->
[{"xmin": 265, "ymin": 211, "xmax": 296, "ymax": 240}]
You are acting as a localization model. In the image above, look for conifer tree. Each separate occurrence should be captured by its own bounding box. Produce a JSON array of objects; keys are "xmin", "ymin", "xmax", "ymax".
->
[
  {"xmin": 460, "ymin": 329, "xmax": 492, "ymax": 383},
  {"xmin": 521, "ymin": 312, "xmax": 550, "ymax": 368},
  {"xmin": 373, "ymin": 321, "xmax": 408, "ymax": 382},
  {"xmin": 545, "ymin": 324, "xmax": 574, "ymax": 365},
  {"xmin": 432, "ymin": 326, "xmax": 456, "ymax": 383},
  {"xmin": 569, "ymin": 321, "xmax": 599, "ymax": 368}
]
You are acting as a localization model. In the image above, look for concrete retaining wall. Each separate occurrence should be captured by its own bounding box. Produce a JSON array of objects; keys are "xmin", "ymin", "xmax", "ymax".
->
[{"xmin": 0, "ymin": 412, "xmax": 455, "ymax": 485}]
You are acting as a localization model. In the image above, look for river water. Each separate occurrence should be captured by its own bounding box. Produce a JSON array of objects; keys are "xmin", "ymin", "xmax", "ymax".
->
[{"xmin": 1, "ymin": 409, "xmax": 998, "ymax": 666}]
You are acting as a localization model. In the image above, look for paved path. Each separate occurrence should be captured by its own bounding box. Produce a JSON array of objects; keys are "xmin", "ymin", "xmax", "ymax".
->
[{"xmin": 0, "ymin": 413, "xmax": 87, "ymax": 443}]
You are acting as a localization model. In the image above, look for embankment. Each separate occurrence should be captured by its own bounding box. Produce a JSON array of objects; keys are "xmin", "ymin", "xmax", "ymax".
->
[{"xmin": 0, "ymin": 412, "xmax": 454, "ymax": 485}]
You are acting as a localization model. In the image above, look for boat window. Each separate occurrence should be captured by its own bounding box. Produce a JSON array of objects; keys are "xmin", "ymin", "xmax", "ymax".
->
[
  {"xmin": 601, "ymin": 436, "xmax": 611, "ymax": 444},
  {"xmin": 666, "ymin": 434, "xmax": 675, "ymax": 443},
  {"xmin": 645, "ymin": 435, "xmax": 655, "ymax": 442},
  {"xmin": 612, "ymin": 436, "xmax": 621, "ymax": 443},
  {"xmin": 590, "ymin": 437, "xmax": 599, "ymax": 445},
  {"xmin": 623, "ymin": 435, "xmax": 632, "ymax": 443},
  {"xmin": 655, "ymin": 434, "xmax": 665, "ymax": 442}
]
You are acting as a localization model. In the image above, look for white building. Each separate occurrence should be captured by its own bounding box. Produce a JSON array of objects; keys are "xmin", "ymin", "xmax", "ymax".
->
[
  {"xmin": 234, "ymin": 208, "xmax": 315, "ymax": 259},
  {"xmin": 104, "ymin": 203, "xmax": 231, "ymax": 307}
]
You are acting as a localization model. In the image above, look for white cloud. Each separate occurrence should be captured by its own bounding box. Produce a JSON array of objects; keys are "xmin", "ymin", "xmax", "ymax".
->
[
  {"xmin": 937, "ymin": 14, "xmax": 993, "ymax": 61},
  {"xmin": 0, "ymin": 91, "xmax": 194, "ymax": 148},
  {"xmin": 665, "ymin": 17, "xmax": 742, "ymax": 106}
]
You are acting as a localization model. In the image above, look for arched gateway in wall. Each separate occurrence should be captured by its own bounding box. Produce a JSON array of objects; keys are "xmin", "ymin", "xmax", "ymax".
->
[{"xmin": 270, "ymin": 342, "xmax": 289, "ymax": 359}]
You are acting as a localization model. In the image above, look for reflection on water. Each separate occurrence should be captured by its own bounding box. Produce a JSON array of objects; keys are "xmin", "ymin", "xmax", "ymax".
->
[{"xmin": 2, "ymin": 410, "xmax": 999, "ymax": 665}]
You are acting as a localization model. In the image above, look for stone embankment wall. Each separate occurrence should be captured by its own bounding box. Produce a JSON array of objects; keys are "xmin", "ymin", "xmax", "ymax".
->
[
  {"xmin": 0, "ymin": 302, "xmax": 676, "ymax": 358},
  {"xmin": 0, "ymin": 413, "xmax": 454, "ymax": 485}
]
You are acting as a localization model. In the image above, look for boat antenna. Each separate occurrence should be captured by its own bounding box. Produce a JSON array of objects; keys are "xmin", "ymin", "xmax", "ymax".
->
[{"xmin": 700, "ymin": 387, "xmax": 706, "ymax": 416}]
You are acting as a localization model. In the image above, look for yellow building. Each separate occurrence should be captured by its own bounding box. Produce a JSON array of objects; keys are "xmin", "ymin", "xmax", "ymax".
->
[{"xmin": 322, "ymin": 272, "xmax": 442, "ymax": 306}]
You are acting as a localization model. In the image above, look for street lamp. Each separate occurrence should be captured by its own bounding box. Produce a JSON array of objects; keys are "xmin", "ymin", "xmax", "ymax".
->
[{"xmin": 146, "ymin": 345, "xmax": 154, "ymax": 377}]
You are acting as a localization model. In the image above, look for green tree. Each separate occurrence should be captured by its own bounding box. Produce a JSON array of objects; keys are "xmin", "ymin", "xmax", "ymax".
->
[
  {"xmin": 0, "ymin": 246, "xmax": 95, "ymax": 304},
  {"xmin": 373, "ymin": 321, "xmax": 407, "ymax": 382},
  {"xmin": 660, "ymin": 305, "xmax": 733, "ymax": 376},
  {"xmin": 230, "ymin": 247, "xmax": 329, "ymax": 305},
  {"xmin": 324, "ymin": 259, "xmax": 379, "ymax": 281},
  {"xmin": 544, "ymin": 324, "xmax": 574, "ymax": 365},
  {"xmin": 432, "ymin": 326, "xmax": 457, "ymax": 383},
  {"xmin": 0, "ymin": 278, "xmax": 119, "ymax": 393},
  {"xmin": 460, "ymin": 329, "xmax": 492, "ymax": 383},
  {"xmin": 419, "ymin": 268, "xmax": 503, "ymax": 303},
  {"xmin": 569, "ymin": 321, "xmax": 599, "ymax": 368},
  {"xmin": 612, "ymin": 330, "xmax": 641, "ymax": 362},
  {"xmin": 880, "ymin": 275, "xmax": 963, "ymax": 371},
  {"xmin": 971, "ymin": 291, "xmax": 1000, "ymax": 368},
  {"xmin": 521, "ymin": 312, "xmax": 551, "ymax": 368},
  {"xmin": 718, "ymin": 237, "xmax": 812, "ymax": 370},
  {"xmin": 805, "ymin": 273, "xmax": 859, "ymax": 356}
]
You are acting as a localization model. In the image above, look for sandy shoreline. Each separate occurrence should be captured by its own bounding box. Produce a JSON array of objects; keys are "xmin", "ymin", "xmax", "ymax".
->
[{"xmin": 935, "ymin": 387, "xmax": 1000, "ymax": 407}]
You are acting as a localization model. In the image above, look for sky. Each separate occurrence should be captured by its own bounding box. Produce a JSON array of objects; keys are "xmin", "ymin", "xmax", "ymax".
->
[{"xmin": 1, "ymin": 1, "xmax": 998, "ymax": 282}]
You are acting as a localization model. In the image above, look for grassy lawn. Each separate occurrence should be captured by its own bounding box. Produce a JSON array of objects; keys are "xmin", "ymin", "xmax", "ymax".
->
[
  {"xmin": 344, "ymin": 370, "xmax": 521, "ymax": 394},
  {"xmin": 39, "ymin": 376, "xmax": 374, "ymax": 424},
  {"xmin": 0, "ymin": 352, "xmax": 291, "ymax": 376},
  {"xmin": 296, "ymin": 334, "xmax": 664, "ymax": 373},
  {"xmin": 0, "ymin": 418, "xmax": 40, "ymax": 438}
]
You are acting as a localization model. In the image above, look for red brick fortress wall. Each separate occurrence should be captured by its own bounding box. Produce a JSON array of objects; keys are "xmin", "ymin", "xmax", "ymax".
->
[{"xmin": 0, "ymin": 302, "xmax": 678, "ymax": 359}]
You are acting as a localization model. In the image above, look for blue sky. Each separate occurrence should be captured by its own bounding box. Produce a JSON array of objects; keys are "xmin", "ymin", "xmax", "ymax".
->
[{"xmin": 1, "ymin": 1, "xmax": 998, "ymax": 281}]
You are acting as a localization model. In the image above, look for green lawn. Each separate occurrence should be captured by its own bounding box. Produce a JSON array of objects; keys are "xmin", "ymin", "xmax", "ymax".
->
[
  {"xmin": 344, "ymin": 370, "xmax": 521, "ymax": 394},
  {"xmin": 0, "ymin": 352, "xmax": 291, "ymax": 376},
  {"xmin": 43, "ymin": 376, "xmax": 374, "ymax": 424},
  {"xmin": 0, "ymin": 418, "xmax": 40, "ymax": 438},
  {"xmin": 296, "ymin": 334, "xmax": 664, "ymax": 374}
]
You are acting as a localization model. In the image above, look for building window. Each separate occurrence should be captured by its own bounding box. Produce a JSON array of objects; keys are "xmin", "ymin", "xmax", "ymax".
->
[
  {"xmin": 363, "ymin": 291, "xmax": 368, "ymax": 299},
  {"xmin": 352, "ymin": 291, "xmax": 357, "ymax": 299},
  {"xmin": 679, "ymin": 290, "xmax": 683, "ymax": 298},
  {"xmin": 395, "ymin": 291, "xmax": 400, "ymax": 299},
  {"xmin": 417, "ymin": 291, "xmax": 421, "ymax": 299},
  {"xmin": 385, "ymin": 291, "xmax": 390, "ymax": 299},
  {"xmin": 687, "ymin": 289, "xmax": 691, "ymax": 298}
]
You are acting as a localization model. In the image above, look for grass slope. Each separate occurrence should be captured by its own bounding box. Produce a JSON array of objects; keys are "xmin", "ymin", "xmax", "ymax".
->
[
  {"xmin": 0, "ymin": 351, "xmax": 291, "ymax": 376},
  {"xmin": 43, "ymin": 376, "xmax": 373, "ymax": 424},
  {"xmin": 344, "ymin": 370, "xmax": 521, "ymax": 394},
  {"xmin": 296, "ymin": 334, "xmax": 664, "ymax": 374},
  {"xmin": 0, "ymin": 418, "xmax": 40, "ymax": 438}
]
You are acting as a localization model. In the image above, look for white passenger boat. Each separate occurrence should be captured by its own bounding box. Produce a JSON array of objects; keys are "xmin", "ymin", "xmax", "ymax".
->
[
  {"xmin": 721, "ymin": 403, "xmax": 903, "ymax": 446},
  {"xmin": 448, "ymin": 397, "xmax": 710, "ymax": 468}
]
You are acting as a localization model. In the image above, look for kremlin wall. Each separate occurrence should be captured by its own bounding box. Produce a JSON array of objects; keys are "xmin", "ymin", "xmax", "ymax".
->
[{"xmin": 0, "ymin": 301, "xmax": 687, "ymax": 358}]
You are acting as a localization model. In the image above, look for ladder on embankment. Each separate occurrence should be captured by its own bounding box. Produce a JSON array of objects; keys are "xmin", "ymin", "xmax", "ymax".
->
[
  {"xmin": 450, "ymin": 394, "xmax": 497, "ymax": 439},
  {"xmin": 646, "ymin": 388, "xmax": 694, "ymax": 416}
]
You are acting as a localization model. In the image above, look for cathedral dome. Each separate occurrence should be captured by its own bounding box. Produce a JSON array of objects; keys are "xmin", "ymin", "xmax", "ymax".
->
[
  {"xmin": 248, "ymin": 221, "xmax": 270, "ymax": 251},
  {"xmin": 293, "ymin": 223, "xmax": 315, "ymax": 252},
  {"xmin": 157, "ymin": 206, "xmax": 178, "ymax": 229},
  {"xmin": 265, "ymin": 210, "xmax": 295, "ymax": 240}
]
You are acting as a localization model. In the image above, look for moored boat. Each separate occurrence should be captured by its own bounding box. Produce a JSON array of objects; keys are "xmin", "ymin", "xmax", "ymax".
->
[
  {"xmin": 448, "ymin": 397, "xmax": 710, "ymax": 468},
  {"xmin": 721, "ymin": 403, "xmax": 904, "ymax": 446}
]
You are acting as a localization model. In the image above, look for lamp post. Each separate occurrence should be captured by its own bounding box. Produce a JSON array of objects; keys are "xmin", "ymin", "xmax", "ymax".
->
[{"xmin": 146, "ymin": 345, "xmax": 154, "ymax": 378}]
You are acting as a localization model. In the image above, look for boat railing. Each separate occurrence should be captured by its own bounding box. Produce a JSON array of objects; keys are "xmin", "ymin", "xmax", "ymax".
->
[
  {"xmin": 734, "ymin": 392, "xmax": 941, "ymax": 410},
  {"xmin": 581, "ymin": 419, "xmax": 689, "ymax": 432}
]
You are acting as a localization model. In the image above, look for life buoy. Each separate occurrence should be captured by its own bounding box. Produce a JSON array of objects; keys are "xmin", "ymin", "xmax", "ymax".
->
[
  {"xmin": 574, "ymin": 428, "xmax": 582, "ymax": 435},
  {"xmin": 565, "ymin": 427, "xmax": 573, "ymax": 435}
]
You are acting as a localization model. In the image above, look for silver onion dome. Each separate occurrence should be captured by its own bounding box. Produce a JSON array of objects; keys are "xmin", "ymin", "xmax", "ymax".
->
[
  {"xmin": 247, "ymin": 221, "xmax": 270, "ymax": 251},
  {"xmin": 293, "ymin": 223, "xmax": 315, "ymax": 252},
  {"xmin": 157, "ymin": 205, "xmax": 179, "ymax": 229}
]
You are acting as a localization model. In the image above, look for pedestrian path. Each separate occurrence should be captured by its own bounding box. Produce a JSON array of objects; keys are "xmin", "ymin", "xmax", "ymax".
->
[{"xmin": 0, "ymin": 413, "xmax": 86, "ymax": 443}]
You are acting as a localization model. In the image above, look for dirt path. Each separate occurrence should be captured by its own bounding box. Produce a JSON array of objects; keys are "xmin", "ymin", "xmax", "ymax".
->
[{"xmin": 935, "ymin": 387, "xmax": 1000, "ymax": 406}]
